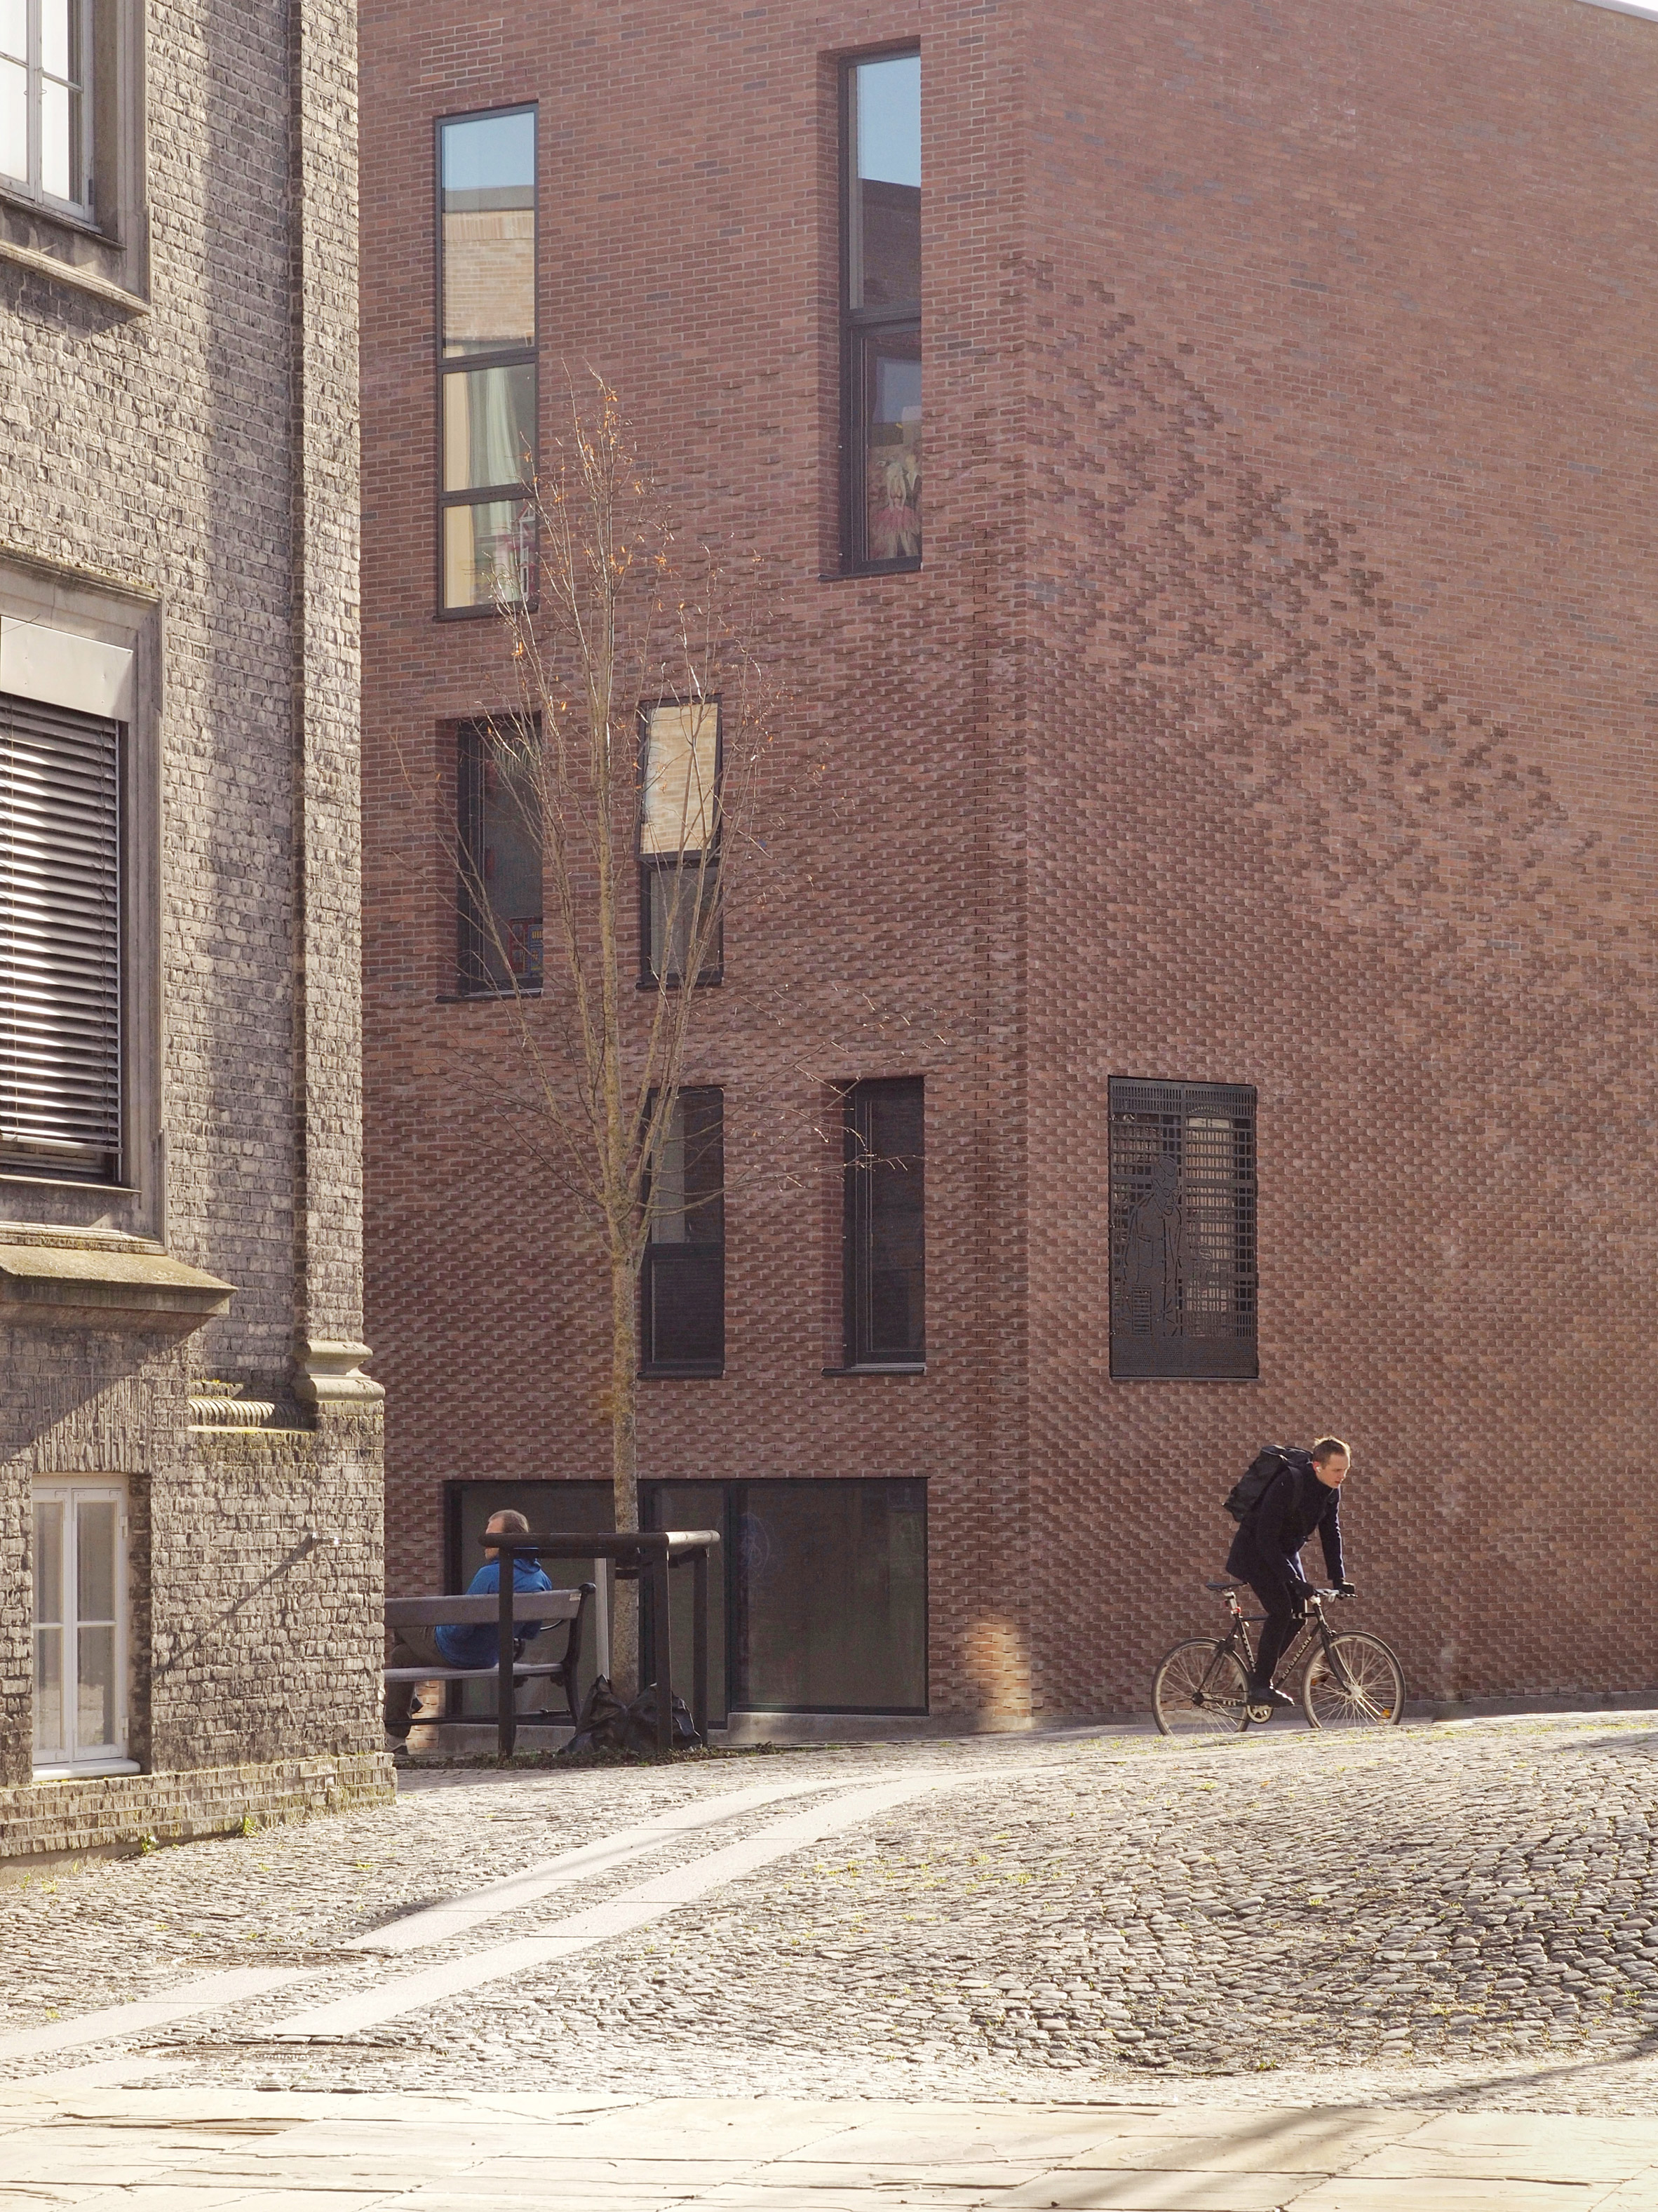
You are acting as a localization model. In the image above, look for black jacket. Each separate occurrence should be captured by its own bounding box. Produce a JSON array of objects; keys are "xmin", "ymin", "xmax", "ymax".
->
[{"xmin": 1226, "ymin": 1459, "xmax": 1344, "ymax": 1602}]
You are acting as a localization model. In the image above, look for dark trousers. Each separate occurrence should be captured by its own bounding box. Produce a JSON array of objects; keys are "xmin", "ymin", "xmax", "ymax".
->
[{"xmin": 1248, "ymin": 1582, "xmax": 1304, "ymax": 1688}]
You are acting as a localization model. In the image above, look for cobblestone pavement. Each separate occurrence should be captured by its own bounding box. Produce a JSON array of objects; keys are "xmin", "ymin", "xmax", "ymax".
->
[{"xmin": 6, "ymin": 1715, "xmax": 1658, "ymax": 2117}]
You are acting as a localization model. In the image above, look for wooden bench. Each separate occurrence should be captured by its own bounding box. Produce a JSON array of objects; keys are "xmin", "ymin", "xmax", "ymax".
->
[{"xmin": 385, "ymin": 1586, "xmax": 594, "ymax": 1736}]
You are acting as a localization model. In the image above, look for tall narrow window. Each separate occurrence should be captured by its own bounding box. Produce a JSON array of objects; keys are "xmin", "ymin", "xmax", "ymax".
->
[
  {"xmin": 33, "ymin": 1481, "xmax": 128, "ymax": 1777},
  {"xmin": 642, "ymin": 1088, "xmax": 724, "ymax": 1375},
  {"xmin": 438, "ymin": 105, "xmax": 537, "ymax": 614},
  {"xmin": 842, "ymin": 51, "xmax": 921, "ymax": 571},
  {"xmin": 457, "ymin": 720, "xmax": 542, "ymax": 993},
  {"xmin": 0, "ymin": 690, "xmax": 121, "ymax": 1182},
  {"xmin": 639, "ymin": 701, "xmax": 722, "ymax": 985},
  {"xmin": 0, "ymin": 2, "xmax": 93, "ymax": 215},
  {"xmin": 844, "ymin": 1077, "xmax": 924, "ymax": 1367},
  {"xmin": 1108, "ymin": 1079, "xmax": 1258, "ymax": 1379}
]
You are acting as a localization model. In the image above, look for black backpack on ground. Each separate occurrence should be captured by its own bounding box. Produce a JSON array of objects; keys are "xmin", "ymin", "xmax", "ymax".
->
[{"xmin": 1224, "ymin": 1444, "xmax": 1313, "ymax": 1523}]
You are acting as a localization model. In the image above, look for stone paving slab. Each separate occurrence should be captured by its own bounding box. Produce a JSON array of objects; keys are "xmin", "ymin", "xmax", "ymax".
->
[{"xmin": 0, "ymin": 2091, "xmax": 1649, "ymax": 2211}]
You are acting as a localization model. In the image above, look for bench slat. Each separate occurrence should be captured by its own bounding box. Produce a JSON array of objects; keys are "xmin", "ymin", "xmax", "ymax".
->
[
  {"xmin": 386, "ymin": 1590, "xmax": 583, "ymax": 1628},
  {"xmin": 383, "ymin": 1663, "xmax": 571, "ymax": 1682}
]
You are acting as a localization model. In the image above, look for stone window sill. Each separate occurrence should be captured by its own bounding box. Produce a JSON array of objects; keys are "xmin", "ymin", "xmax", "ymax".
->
[
  {"xmin": 32, "ymin": 1758, "xmax": 140, "ymax": 1781},
  {"xmin": 0, "ymin": 1240, "xmax": 232, "ymax": 1324},
  {"xmin": 0, "ymin": 210, "xmax": 148, "ymax": 319}
]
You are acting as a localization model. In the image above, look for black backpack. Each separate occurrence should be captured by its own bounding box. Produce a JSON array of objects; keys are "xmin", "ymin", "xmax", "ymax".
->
[{"xmin": 1224, "ymin": 1444, "xmax": 1312, "ymax": 1523}]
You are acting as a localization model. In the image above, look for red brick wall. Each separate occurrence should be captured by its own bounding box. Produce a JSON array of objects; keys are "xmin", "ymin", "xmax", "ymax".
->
[
  {"xmin": 1023, "ymin": 0, "xmax": 1658, "ymax": 1712},
  {"xmin": 360, "ymin": 0, "xmax": 1033, "ymax": 1721},
  {"xmin": 362, "ymin": 0, "xmax": 1658, "ymax": 1720}
]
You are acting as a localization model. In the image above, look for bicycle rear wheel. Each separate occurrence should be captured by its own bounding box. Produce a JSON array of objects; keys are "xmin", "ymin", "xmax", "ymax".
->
[
  {"xmin": 1152, "ymin": 1640, "xmax": 1251, "ymax": 1736},
  {"xmin": 1301, "ymin": 1633, "xmax": 1406, "ymax": 1729}
]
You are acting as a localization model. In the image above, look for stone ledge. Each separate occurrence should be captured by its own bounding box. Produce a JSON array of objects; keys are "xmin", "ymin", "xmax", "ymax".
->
[
  {"xmin": 0, "ymin": 1752, "xmax": 393, "ymax": 1870},
  {"xmin": 0, "ymin": 1242, "xmax": 233, "ymax": 1326}
]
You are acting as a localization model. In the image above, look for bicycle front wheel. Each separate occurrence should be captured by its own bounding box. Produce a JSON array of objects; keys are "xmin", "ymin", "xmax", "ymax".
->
[
  {"xmin": 1152, "ymin": 1640, "xmax": 1251, "ymax": 1736},
  {"xmin": 1301, "ymin": 1633, "xmax": 1406, "ymax": 1729}
]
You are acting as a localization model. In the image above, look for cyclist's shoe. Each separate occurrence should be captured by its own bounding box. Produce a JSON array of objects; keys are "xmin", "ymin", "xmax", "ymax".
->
[{"xmin": 1246, "ymin": 1684, "xmax": 1295, "ymax": 1720}]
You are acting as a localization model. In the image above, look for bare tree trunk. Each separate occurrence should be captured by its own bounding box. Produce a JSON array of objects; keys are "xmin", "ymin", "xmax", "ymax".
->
[
  {"xmin": 609, "ymin": 1240, "xmax": 641, "ymax": 1696},
  {"xmin": 427, "ymin": 383, "xmax": 784, "ymax": 1726}
]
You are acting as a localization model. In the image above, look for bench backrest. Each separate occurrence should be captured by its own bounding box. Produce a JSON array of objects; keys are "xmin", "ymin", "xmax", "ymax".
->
[{"xmin": 385, "ymin": 1589, "xmax": 585, "ymax": 1629}]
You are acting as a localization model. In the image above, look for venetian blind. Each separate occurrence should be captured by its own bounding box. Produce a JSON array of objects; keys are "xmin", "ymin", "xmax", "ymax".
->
[{"xmin": 0, "ymin": 691, "xmax": 121, "ymax": 1180}]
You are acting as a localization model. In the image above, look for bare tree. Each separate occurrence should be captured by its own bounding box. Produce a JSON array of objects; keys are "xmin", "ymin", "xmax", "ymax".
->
[{"xmin": 445, "ymin": 382, "xmax": 774, "ymax": 1696}]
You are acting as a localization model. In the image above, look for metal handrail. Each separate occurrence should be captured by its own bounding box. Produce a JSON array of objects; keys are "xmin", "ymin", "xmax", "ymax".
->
[{"xmin": 482, "ymin": 1529, "xmax": 720, "ymax": 1757}]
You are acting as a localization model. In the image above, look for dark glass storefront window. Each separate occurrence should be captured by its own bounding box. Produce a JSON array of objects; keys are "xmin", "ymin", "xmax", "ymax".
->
[
  {"xmin": 1107, "ymin": 1078, "xmax": 1258, "ymax": 1379},
  {"xmin": 842, "ymin": 51, "xmax": 920, "ymax": 570},
  {"xmin": 645, "ymin": 1477, "xmax": 925, "ymax": 1720},
  {"xmin": 844, "ymin": 1077, "xmax": 924, "ymax": 1368},
  {"xmin": 641, "ymin": 1088, "xmax": 724, "ymax": 1374},
  {"xmin": 730, "ymin": 1480, "xmax": 926, "ymax": 1714},
  {"xmin": 450, "ymin": 1476, "xmax": 926, "ymax": 1730},
  {"xmin": 456, "ymin": 719, "xmax": 543, "ymax": 992}
]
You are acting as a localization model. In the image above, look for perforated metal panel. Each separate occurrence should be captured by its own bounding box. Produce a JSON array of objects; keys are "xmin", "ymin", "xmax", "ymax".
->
[
  {"xmin": 1108, "ymin": 1079, "xmax": 1256, "ymax": 1379},
  {"xmin": 0, "ymin": 690, "xmax": 121, "ymax": 1182}
]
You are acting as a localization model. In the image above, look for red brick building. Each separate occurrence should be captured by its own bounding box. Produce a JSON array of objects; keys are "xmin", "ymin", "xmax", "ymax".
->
[{"xmin": 360, "ymin": 0, "xmax": 1658, "ymax": 1729}]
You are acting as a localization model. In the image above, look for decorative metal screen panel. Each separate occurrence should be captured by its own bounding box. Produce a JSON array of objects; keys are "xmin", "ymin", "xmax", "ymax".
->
[
  {"xmin": 1108, "ymin": 1079, "xmax": 1256, "ymax": 1379},
  {"xmin": 0, "ymin": 691, "xmax": 121, "ymax": 1182}
]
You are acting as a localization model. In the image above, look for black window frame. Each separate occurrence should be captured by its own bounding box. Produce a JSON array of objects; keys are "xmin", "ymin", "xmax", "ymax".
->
[
  {"xmin": 842, "ymin": 1075, "xmax": 926, "ymax": 1372},
  {"xmin": 1107, "ymin": 1078, "xmax": 1258, "ymax": 1381},
  {"xmin": 435, "ymin": 100, "xmax": 539, "ymax": 622},
  {"xmin": 0, "ymin": 687, "xmax": 125, "ymax": 1186},
  {"xmin": 640, "ymin": 1085, "xmax": 726, "ymax": 1378},
  {"xmin": 454, "ymin": 716, "xmax": 544, "ymax": 996},
  {"xmin": 637, "ymin": 698, "xmax": 723, "ymax": 989},
  {"xmin": 839, "ymin": 46, "xmax": 922, "ymax": 577}
]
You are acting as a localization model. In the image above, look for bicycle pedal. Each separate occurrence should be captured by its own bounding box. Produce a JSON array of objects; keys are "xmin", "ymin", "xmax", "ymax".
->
[{"xmin": 1247, "ymin": 1702, "xmax": 1275, "ymax": 1722}]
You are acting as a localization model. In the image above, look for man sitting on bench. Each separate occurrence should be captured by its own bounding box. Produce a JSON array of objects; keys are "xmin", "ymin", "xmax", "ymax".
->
[{"xmin": 384, "ymin": 1508, "xmax": 554, "ymax": 1746}]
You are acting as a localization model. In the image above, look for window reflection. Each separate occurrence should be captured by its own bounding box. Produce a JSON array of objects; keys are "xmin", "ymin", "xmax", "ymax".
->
[
  {"xmin": 862, "ymin": 330, "xmax": 922, "ymax": 563},
  {"xmin": 2, "ymin": 0, "xmax": 88, "ymax": 209},
  {"xmin": 851, "ymin": 53, "xmax": 920, "ymax": 309},
  {"xmin": 443, "ymin": 363, "xmax": 536, "ymax": 493},
  {"xmin": 443, "ymin": 497, "xmax": 534, "ymax": 612},
  {"xmin": 441, "ymin": 109, "xmax": 535, "ymax": 357},
  {"xmin": 439, "ymin": 107, "xmax": 537, "ymax": 610},
  {"xmin": 844, "ymin": 53, "xmax": 921, "ymax": 569}
]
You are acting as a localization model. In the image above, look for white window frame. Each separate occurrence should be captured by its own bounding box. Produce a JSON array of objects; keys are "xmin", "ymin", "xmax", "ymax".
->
[
  {"xmin": 0, "ymin": 0, "xmax": 95, "ymax": 219},
  {"xmin": 32, "ymin": 1477, "xmax": 133, "ymax": 1779}
]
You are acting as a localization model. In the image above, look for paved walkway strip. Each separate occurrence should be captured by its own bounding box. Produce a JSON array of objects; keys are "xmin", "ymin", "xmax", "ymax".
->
[
  {"xmin": 267, "ymin": 1773, "xmax": 966, "ymax": 2040},
  {"xmin": 346, "ymin": 1774, "xmax": 849, "ymax": 1954},
  {"xmin": 0, "ymin": 1972, "xmax": 307, "ymax": 2066},
  {"xmin": 0, "ymin": 2090, "xmax": 1653, "ymax": 2208}
]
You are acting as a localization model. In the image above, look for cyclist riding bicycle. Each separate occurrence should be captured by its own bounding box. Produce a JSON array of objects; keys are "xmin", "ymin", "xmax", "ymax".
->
[{"xmin": 1225, "ymin": 1434, "xmax": 1356, "ymax": 1712}]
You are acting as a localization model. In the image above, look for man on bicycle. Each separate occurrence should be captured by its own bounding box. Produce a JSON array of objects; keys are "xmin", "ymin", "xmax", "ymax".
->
[{"xmin": 1227, "ymin": 1435, "xmax": 1355, "ymax": 1711}]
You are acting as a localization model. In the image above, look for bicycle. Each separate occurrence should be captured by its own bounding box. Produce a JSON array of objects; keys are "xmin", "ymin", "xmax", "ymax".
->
[{"xmin": 1152, "ymin": 1580, "xmax": 1406, "ymax": 1736}]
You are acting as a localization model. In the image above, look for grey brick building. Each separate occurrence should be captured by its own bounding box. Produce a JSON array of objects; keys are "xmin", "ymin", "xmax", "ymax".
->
[{"xmin": 0, "ymin": 1, "xmax": 386, "ymax": 1861}]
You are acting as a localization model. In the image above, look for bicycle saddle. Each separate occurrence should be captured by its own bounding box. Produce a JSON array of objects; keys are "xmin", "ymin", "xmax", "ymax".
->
[{"xmin": 1205, "ymin": 1579, "xmax": 1240, "ymax": 1593}]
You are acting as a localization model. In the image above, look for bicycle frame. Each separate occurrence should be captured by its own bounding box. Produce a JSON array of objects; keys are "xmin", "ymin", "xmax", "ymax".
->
[{"xmin": 1215, "ymin": 1588, "xmax": 1347, "ymax": 1693}]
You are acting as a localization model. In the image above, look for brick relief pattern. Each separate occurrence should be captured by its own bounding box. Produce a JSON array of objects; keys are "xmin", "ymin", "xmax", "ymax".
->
[{"xmin": 363, "ymin": 0, "xmax": 1658, "ymax": 1724}]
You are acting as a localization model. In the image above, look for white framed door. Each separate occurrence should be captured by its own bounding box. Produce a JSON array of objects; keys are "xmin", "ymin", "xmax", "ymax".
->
[{"xmin": 33, "ymin": 1480, "xmax": 133, "ymax": 1777}]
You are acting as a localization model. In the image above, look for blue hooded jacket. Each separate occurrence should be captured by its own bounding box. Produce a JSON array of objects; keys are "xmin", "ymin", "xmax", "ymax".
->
[{"xmin": 436, "ymin": 1555, "xmax": 554, "ymax": 1668}]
